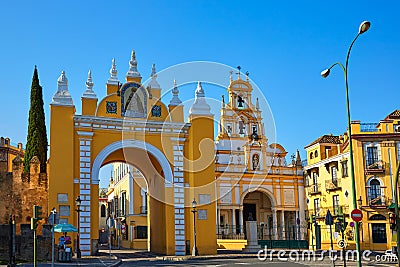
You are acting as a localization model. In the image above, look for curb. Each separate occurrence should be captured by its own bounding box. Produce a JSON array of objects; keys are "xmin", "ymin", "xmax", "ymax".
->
[
  {"xmin": 109, "ymin": 260, "xmax": 123, "ymax": 267},
  {"xmin": 156, "ymin": 254, "xmax": 259, "ymax": 261}
]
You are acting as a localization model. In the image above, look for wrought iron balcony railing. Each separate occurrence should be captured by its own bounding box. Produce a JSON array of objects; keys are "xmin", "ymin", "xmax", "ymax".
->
[
  {"xmin": 368, "ymin": 195, "xmax": 387, "ymax": 206},
  {"xmin": 325, "ymin": 178, "xmax": 342, "ymax": 191},
  {"xmin": 365, "ymin": 160, "xmax": 385, "ymax": 174},
  {"xmin": 307, "ymin": 205, "xmax": 350, "ymax": 219},
  {"xmin": 307, "ymin": 183, "xmax": 321, "ymax": 195}
]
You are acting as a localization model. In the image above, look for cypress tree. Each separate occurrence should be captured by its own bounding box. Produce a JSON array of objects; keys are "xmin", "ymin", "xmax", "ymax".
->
[{"xmin": 24, "ymin": 66, "xmax": 48, "ymax": 173}]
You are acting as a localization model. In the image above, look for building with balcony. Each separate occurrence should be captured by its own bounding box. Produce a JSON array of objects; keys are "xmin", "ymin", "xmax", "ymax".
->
[
  {"xmin": 304, "ymin": 134, "xmax": 352, "ymax": 250},
  {"xmin": 350, "ymin": 110, "xmax": 400, "ymax": 251},
  {"xmin": 304, "ymin": 110, "xmax": 400, "ymax": 251},
  {"xmin": 105, "ymin": 162, "xmax": 148, "ymax": 249}
]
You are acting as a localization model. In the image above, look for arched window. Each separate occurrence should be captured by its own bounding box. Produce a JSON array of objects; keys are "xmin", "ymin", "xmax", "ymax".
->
[
  {"xmin": 310, "ymin": 152, "xmax": 314, "ymax": 159},
  {"xmin": 238, "ymin": 121, "xmax": 245, "ymax": 135},
  {"xmin": 237, "ymin": 95, "xmax": 245, "ymax": 108},
  {"xmin": 368, "ymin": 178, "xmax": 383, "ymax": 205},
  {"xmin": 101, "ymin": 204, "xmax": 106, "ymax": 217},
  {"xmin": 314, "ymin": 150, "xmax": 318, "ymax": 157}
]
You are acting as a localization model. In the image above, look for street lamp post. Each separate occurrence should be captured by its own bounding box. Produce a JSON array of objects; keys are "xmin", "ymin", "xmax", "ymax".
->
[
  {"xmin": 75, "ymin": 196, "xmax": 82, "ymax": 259},
  {"xmin": 51, "ymin": 208, "xmax": 57, "ymax": 267},
  {"xmin": 191, "ymin": 199, "xmax": 198, "ymax": 256},
  {"xmin": 321, "ymin": 20, "xmax": 371, "ymax": 267},
  {"xmin": 393, "ymin": 161, "xmax": 400, "ymax": 267}
]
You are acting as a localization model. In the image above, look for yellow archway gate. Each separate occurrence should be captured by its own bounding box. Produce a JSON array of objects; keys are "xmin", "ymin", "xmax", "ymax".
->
[{"xmin": 47, "ymin": 51, "xmax": 217, "ymax": 256}]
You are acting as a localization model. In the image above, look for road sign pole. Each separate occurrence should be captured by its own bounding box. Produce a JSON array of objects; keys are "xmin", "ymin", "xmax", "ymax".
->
[
  {"xmin": 33, "ymin": 229, "xmax": 36, "ymax": 267},
  {"xmin": 330, "ymin": 224, "xmax": 335, "ymax": 267}
]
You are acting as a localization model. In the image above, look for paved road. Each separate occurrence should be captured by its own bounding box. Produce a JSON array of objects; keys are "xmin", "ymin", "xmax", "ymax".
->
[
  {"xmin": 4, "ymin": 248, "xmax": 397, "ymax": 267},
  {"xmin": 120, "ymin": 258, "xmax": 309, "ymax": 267}
]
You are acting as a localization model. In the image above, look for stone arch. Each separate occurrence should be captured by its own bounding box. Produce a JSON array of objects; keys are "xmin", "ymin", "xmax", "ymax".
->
[
  {"xmin": 92, "ymin": 140, "xmax": 173, "ymax": 185},
  {"xmin": 367, "ymin": 176, "xmax": 384, "ymax": 186},
  {"xmin": 240, "ymin": 186, "xmax": 276, "ymax": 208}
]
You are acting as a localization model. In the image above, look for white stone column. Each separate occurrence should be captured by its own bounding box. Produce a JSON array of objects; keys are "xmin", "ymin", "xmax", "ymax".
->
[
  {"xmin": 232, "ymin": 208, "xmax": 236, "ymax": 235},
  {"xmin": 239, "ymin": 207, "xmax": 244, "ymax": 234},
  {"xmin": 172, "ymin": 141, "xmax": 185, "ymax": 256},
  {"xmin": 140, "ymin": 189, "xmax": 146, "ymax": 212},
  {"xmin": 217, "ymin": 208, "xmax": 221, "ymax": 235},
  {"xmin": 298, "ymin": 184, "xmax": 305, "ymax": 239},
  {"xmin": 77, "ymin": 131, "xmax": 94, "ymax": 256},
  {"xmin": 272, "ymin": 208, "xmax": 277, "ymax": 239},
  {"xmin": 280, "ymin": 210, "xmax": 285, "ymax": 239},
  {"xmin": 129, "ymin": 173, "xmax": 134, "ymax": 215}
]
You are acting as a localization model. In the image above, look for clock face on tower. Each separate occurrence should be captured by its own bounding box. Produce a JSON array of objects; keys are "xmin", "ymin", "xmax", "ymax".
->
[{"xmin": 120, "ymin": 82, "xmax": 147, "ymax": 118}]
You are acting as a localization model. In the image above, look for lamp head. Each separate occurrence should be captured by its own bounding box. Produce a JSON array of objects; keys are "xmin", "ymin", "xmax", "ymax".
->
[
  {"xmin": 358, "ymin": 21, "xmax": 371, "ymax": 34},
  {"xmin": 192, "ymin": 199, "xmax": 197, "ymax": 209},
  {"xmin": 321, "ymin": 69, "xmax": 330, "ymax": 78},
  {"xmin": 76, "ymin": 196, "xmax": 82, "ymax": 207}
]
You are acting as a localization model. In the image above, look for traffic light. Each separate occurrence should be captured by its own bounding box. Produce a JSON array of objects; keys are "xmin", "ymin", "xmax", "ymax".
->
[
  {"xmin": 389, "ymin": 213, "xmax": 397, "ymax": 230},
  {"xmin": 335, "ymin": 212, "xmax": 347, "ymax": 233},
  {"xmin": 31, "ymin": 205, "xmax": 43, "ymax": 230},
  {"xmin": 31, "ymin": 217, "xmax": 39, "ymax": 230},
  {"xmin": 33, "ymin": 205, "xmax": 42, "ymax": 220}
]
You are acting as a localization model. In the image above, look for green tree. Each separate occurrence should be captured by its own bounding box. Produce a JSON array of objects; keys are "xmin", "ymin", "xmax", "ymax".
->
[{"xmin": 24, "ymin": 66, "xmax": 48, "ymax": 173}]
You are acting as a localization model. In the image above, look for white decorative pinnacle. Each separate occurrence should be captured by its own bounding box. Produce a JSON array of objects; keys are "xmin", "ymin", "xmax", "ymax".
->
[
  {"xmin": 148, "ymin": 63, "xmax": 161, "ymax": 89},
  {"xmin": 189, "ymin": 81, "xmax": 212, "ymax": 115},
  {"xmin": 51, "ymin": 70, "xmax": 74, "ymax": 106},
  {"xmin": 107, "ymin": 58, "xmax": 120, "ymax": 85},
  {"xmin": 82, "ymin": 70, "xmax": 97, "ymax": 99},
  {"xmin": 195, "ymin": 81, "xmax": 205, "ymax": 97},
  {"xmin": 169, "ymin": 79, "xmax": 182, "ymax": 106},
  {"xmin": 126, "ymin": 50, "xmax": 141, "ymax": 78}
]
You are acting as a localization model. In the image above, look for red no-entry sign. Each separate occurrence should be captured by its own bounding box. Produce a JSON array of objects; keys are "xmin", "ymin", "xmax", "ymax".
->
[{"xmin": 351, "ymin": 209, "xmax": 363, "ymax": 222}]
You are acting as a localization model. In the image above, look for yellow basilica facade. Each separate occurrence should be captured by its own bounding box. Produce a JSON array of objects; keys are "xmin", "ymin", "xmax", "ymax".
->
[
  {"xmin": 47, "ymin": 50, "xmax": 306, "ymax": 256},
  {"xmin": 214, "ymin": 75, "xmax": 306, "ymax": 249},
  {"xmin": 48, "ymin": 50, "xmax": 216, "ymax": 256}
]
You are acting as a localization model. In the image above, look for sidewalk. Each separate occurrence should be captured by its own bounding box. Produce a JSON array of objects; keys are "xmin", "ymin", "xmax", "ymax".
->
[{"xmin": 1, "ymin": 254, "xmax": 122, "ymax": 267}]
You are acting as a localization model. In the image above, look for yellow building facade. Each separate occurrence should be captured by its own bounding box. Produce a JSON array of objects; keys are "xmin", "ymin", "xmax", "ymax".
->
[
  {"xmin": 305, "ymin": 110, "xmax": 400, "ymax": 251},
  {"xmin": 215, "ymin": 75, "xmax": 306, "ymax": 249},
  {"xmin": 352, "ymin": 110, "xmax": 400, "ymax": 251},
  {"xmin": 48, "ymin": 50, "xmax": 217, "ymax": 256},
  {"xmin": 304, "ymin": 134, "xmax": 353, "ymax": 250},
  {"xmin": 106, "ymin": 163, "xmax": 148, "ymax": 249},
  {"xmin": 102, "ymin": 73, "xmax": 307, "ymax": 251}
]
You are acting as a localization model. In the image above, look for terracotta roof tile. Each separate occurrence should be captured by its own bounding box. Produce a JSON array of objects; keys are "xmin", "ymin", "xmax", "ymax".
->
[
  {"xmin": 385, "ymin": 110, "xmax": 400, "ymax": 120},
  {"xmin": 304, "ymin": 135, "xmax": 341, "ymax": 149}
]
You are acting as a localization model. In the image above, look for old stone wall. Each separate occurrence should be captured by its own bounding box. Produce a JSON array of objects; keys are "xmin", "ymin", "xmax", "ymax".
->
[
  {"xmin": 0, "ymin": 155, "xmax": 48, "ymax": 234},
  {"xmin": 0, "ymin": 224, "xmax": 52, "ymax": 262}
]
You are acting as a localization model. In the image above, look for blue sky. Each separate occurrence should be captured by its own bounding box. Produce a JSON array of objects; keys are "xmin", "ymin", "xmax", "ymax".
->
[{"xmin": 0, "ymin": 1, "xmax": 399, "ymax": 185}]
